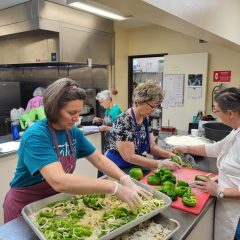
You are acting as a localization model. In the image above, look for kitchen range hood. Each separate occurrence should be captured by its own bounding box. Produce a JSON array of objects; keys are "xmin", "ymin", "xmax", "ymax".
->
[{"xmin": 0, "ymin": 0, "xmax": 114, "ymax": 66}]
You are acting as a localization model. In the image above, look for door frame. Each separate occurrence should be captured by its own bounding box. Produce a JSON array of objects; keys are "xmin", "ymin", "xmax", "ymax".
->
[{"xmin": 128, "ymin": 53, "xmax": 167, "ymax": 107}]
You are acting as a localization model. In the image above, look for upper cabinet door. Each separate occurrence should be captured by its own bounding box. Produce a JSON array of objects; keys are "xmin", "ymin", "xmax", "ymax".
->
[{"xmin": 61, "ymin": 26, "xmax": 113, "ymax": 65}]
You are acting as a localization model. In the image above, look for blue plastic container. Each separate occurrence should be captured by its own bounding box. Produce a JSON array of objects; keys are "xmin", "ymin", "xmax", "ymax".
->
[{"xmin": 11, "ymin": 122, "xmax": 20, "ymax": 140}]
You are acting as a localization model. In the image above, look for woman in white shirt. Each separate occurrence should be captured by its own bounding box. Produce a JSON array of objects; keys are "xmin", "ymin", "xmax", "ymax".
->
[{"xmin": 176, "ymin": 87, "xmax": 240, "ymax": 240}]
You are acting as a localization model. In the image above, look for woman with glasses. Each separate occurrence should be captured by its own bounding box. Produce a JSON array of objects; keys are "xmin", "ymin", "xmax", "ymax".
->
[
  {"xmin": 3, "ymin": 78, "xmax": 150, "ymax": 223},
  {"xmin": 104, "ymin": 80, "xmax": 181, "ymax": 175},
  {"xmin": 175, "ymin": 87, "xmax": 240, "ymax": 240}
]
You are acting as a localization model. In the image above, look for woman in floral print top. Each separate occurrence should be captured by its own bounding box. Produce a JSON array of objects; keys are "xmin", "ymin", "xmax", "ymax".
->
[{"xmin": 105, "ymin": 80, "xmax": 181, "ymax": 174}]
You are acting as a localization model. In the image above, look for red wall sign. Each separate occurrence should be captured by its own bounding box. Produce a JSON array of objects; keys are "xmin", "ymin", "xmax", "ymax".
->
[{"xmin": 213, "ymin": 71, "xmax": 231, "ymax": 82}]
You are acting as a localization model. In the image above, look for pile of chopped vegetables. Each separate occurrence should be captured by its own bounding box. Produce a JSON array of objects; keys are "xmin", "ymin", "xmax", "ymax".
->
[
  {"xmin": 113, "ymin": 219, "xmax": 172, "ymax": 240},
  {"xmin": 31, "ymin": 194, "xmax": 165, "ymax": 240},
  {"xmin": 147, "ymin": 167, "xmax": 197, "ymax": 206}
]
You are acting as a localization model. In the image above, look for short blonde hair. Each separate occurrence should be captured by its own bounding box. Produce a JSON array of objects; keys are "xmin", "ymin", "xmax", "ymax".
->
[{"xmin": 133, "ymin": 80, "xmax": 163, "ymax": 105}]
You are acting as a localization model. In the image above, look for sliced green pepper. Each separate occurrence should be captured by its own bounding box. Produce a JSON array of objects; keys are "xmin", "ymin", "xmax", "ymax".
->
[
  {"xmin": 182, "ymin": 193, "xmax": 197, "ymax": 207},
  {"xmin": 39, "ymin": 208, "xmax": 56, "ymax": 218},
  {"xmin": 177, "ymin": 180, "xmax": 189, "ymax": 187},
  {"xmin": 175, "ymin": 186, "xmax": 191, "ymax": 197},
  {"xmin": 147, "ymin": 175, "xmax": 161, "ymax": 185}
]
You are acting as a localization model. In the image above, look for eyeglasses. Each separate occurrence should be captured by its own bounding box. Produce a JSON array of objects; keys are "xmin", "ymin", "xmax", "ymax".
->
[{"xmin": 146, "ymin": 102, "xmax": 159, "ymax": 110}]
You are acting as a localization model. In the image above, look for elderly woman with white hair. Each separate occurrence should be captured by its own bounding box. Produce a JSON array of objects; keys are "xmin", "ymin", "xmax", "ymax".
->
[{"xmin": 93, "ymin": 90, "xmax": 122, "ymax": 132}]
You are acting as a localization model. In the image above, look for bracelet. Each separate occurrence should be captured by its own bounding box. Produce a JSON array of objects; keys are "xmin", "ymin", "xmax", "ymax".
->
[
  {"xmin": 120, "ymin": 175, "xmax": 131, "ymax": 184},
  {"xmin": 108, "ymin": 181, "xmax": 119, "ymax": 196}
]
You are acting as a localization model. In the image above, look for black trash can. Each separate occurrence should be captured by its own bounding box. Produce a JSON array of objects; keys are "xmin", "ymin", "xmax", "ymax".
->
[{"xmin": 203, "ymin": 122, "xmax": 232, "ymax": 141}]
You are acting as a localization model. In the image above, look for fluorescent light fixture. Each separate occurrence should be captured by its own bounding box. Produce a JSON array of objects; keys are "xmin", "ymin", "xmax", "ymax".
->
[{"xmin": 67, "ymin": 0, "xmax": 130, "ymax": 21}]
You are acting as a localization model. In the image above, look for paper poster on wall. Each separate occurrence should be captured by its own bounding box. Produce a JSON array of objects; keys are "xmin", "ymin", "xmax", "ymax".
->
[
  {"xmin": 187, "ymin": 74, "xmax": 202, "ymax": 99},
  {"xmin": 162, "ymin": 74, "xmax": 184, "ymax": 108},
  {"xmin": 187, "ymin": 86, "xmax": 202, "ymax": 99},
  {"xmin": 188, "ymin": 74, "xmax": 203, "ymax": 86}
]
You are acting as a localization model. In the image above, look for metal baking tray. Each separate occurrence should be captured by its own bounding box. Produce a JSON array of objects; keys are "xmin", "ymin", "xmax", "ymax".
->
[
  {"xmin": 113, "ymin": 213, "xmax": 180, "ymax": 240},
  {"xmin": 22, "ymin": 178, "xmax": 172, "ymax": 240}
]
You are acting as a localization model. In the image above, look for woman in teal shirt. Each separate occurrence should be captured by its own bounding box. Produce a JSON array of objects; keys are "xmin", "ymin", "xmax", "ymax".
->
[
  {"xmin": 93, "ymin": 90, "xmax": 122, "ymax": 132},
  {"xmin": 3, "ymin": 78, "xmax": 149, "ymax": 223}
]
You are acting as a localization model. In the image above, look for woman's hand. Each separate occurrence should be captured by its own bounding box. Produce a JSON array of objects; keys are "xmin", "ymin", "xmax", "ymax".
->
[
  {"xmin": 92, "ymin": 117, "xmax": 102, "ymax": 123},
  {"xmin": 120, "ymin": 175, "xmax": 152, "ymax": 199},
  {"xmin": 195, "ymin": 176, "xmax": 218, "ymax": 196},
  {"xmin": 157, "ymin": 159, "xmax": 181, "ymax": 171},
  {"xmin": 115, "ymin": 184, "xmax": 144, "ymax": 208},
  {"xmin": 98, "ymin": 125, "xmax": 111, "ymax": 132}
]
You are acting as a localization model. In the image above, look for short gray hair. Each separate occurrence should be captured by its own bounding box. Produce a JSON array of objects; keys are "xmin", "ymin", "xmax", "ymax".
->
[
  {"xmin": 133, "ymin": 80, "xmax": 163, "ymax": 105},
  {"xmin": 43, "ymin": 78, "xmax": 86, "ymax": 123},
  {"xmin": 96, "ymin": 90, "xmax": 112, "ymax": 101}
]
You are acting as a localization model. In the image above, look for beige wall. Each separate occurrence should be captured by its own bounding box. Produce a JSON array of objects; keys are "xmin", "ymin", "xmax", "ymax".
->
[{"xmin": 114, "ymin": 24, "xmax": 240, "ymax": 114}]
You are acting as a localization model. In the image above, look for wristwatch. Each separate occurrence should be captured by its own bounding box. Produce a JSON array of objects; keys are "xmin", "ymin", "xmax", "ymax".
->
[{"xmin": 217, "ymin": 187, "xmax": 225, "ymax": 199}]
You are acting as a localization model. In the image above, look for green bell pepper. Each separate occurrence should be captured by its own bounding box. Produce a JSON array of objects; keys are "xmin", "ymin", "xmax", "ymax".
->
[
  {"xmin": 182, "ymin": 193, "xmax": 197, "ymax": 207},
  {"xmin": 163, "ymin": 181, "xmax": 175, "ymax": 189},
  {"xmin": 147, "ymin": 175, "xmax": 161, "ymax": 185},
  {"xmin": 162, "ymin": 188, "xmax": 178, "ymax": 201},
  {"xmin": 155, "ymin": 186, "xmax": 178, "ymax": 201},
  {"xmin": 171, "ymin": 155, "xmax": 183, "ymax": 165},
  {"xmin": 195, "ymin": 175, "xmax": 210, "ymax": 181},
  {"xmin": 177, "ymin": 180, "xmax": 189, "ymax": 187},
  {"xmin": 175, "ymin": 186, "xmax": 191, "ymax": 197},
  {"xmin": 161, "ymin": 174, "xmax": 176, "ymax": 184}
]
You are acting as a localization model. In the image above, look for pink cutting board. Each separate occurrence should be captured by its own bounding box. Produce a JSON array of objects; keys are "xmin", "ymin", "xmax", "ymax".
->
[{"xmin": 140, "ymin": 168, "xmax": 215, "ymax": 215}]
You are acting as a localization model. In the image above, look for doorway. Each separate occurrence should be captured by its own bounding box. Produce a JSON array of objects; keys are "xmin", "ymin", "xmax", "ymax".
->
[
  {"xmin": 128, "ymin": 53, "xmax": 167, "ymax": 133},
  {"xmin": 128, "ymin": 53, "xmax": 167, "ymax": 107}
]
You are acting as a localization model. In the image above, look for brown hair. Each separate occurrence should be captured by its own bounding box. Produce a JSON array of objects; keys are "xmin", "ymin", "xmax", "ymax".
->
[
  {"xmin": 43, "ymin": 78, "xmax": 86, "ymax": 123},
  {"xmin": 214, "ymin": 87, "xmax": 240, "ymax": 113}
]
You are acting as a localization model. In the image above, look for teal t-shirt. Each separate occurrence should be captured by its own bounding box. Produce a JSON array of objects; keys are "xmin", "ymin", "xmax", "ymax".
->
[
  {"xmin": 10, "ymin": 119, "xmax": 96, "ymax": 188},
  {"xmin": 104, "ymin": 104, "xmax": 122, "ymax": 122}
]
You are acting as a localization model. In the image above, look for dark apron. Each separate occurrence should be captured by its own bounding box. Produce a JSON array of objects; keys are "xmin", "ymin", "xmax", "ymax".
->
[
  {"xmin": 106, "ymin": 107, "xmax": 150, "ymax": 170},
  {"xmin": 3, "ymin": 126, "xmax": 76, "ymax": 223}
]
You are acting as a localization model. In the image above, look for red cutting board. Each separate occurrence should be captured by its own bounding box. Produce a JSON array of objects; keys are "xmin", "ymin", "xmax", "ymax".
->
[{"xmin": 140, "ymin": 168, "xmax": 215, "ymax": 215}]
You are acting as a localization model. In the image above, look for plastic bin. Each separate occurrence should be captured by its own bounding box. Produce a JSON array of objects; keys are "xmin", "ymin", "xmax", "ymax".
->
[{"xmin": 203, "ymin": 122, "xmax": 232, "ymax": 141}]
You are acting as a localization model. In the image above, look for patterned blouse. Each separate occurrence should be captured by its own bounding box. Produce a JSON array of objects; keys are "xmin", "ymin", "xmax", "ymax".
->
[{"xmin": 108, "ymin": 111, "xmax": 152, "ymax": 153}]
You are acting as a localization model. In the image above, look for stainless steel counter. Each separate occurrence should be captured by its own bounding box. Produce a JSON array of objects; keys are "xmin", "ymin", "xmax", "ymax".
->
[
  {"xmin": 0, "ymin": 199, "xmax": 215, "ymax": 240},
  {"xmin": 0, "ymin": 131, "xmax": 99, "ymax": 158},
  {"xmin": 0, "ymin": 156, "xmax": 218, "ymax": 240}
]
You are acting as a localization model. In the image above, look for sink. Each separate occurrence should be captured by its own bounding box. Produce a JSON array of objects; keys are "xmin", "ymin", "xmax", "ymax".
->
[{"xmin": 203, "ymin": 122, "xmax": 232, "ymax": 141}]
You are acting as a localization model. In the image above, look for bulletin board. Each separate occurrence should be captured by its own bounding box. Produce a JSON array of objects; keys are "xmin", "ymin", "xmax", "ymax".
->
[
  {"xmin": 162, "ymin": 53, "xmax": 208, "ymax": 133},
  {"xmin": 162, "ymin": 74, "xmax": 185, "ymax": 107}
]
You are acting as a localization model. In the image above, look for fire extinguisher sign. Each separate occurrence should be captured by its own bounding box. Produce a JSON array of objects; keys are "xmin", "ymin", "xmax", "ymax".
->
[{"xmin": 213, "ymin": 71, "xmax": 231, "ymax": 82}]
